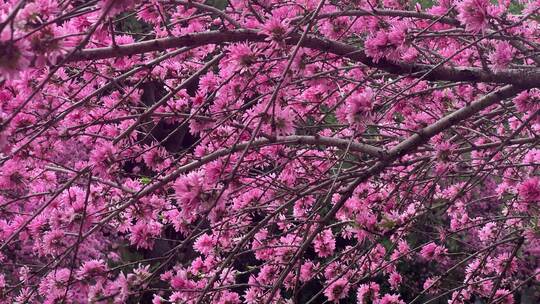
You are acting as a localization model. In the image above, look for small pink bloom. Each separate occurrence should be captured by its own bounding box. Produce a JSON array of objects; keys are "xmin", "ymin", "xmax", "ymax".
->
[
  {"xmin": 300, "ymin": 261, "xmax": 318, "ymax": 282},
  {"xmin": 77, "ymin": 259, "xmax": 108, "ymax": 280},
  {"xmin": 314, "ymin": 229, "xmax": 336, "ymax": 258},
  {"xmin": 422, "ymin": 276, "xmax": 440, "ymax": 294},
  {"xmin": 43, "ymin": 230, "xmax": 66, "ymax": 255},
  {"xmin": 489, "ymin": 42, "xmax": 514, "ymax": 71},
  {"xmin": 420, "ymin": 242, "xmax": 447, "ymax": 261},
  {"xmin": 173, "ymin": 171, "xmax": 205, "ymax": 207},
  {"xmin": 478, "ymin": 222, "xmax": 497, "ymax": 243},
  {"xmin": 129, "ymin": 220, "xmax": 162, "ymax": 250},
  {"xmin": 513, "ymin": 90, "xmax": 540, "ymax": 113},
  {"xmin": 365, "ymin": 31, "xmax": 389, "ymax": 63},
  {"xmin": 346, "ymin": 89, "xmax": 374, "ymax": 130},
  {"xmin": 388, "ymin": 272, "xmax": 402, "ymax": 290},
  {"xmin": 228, "ymin": 43, "xmax": 258, "ymax": 69},
  {"xmin": 357, "ymin": 282, "xmax": 380, "ymax": 304},
  {"xmin": 215, "ymin": 291, "xmax": 241, "ymax": 304},
  {"xmin": 194, "ymin": 233, "xmax": 216, "ymax": 255},
  {"xmin": 324, "ymin": 278, "xmax": 350, "ymax": 303},
  {"xmin": 378, "ymin": 293, "xmax": 405, "ymax": 304},
  {"xmin": 261, "ymin": 17, "xmax": 290, "ymax": 42},
  {"xmin": 273, "ymin": 106, "xmax": 295, "ymax": 136},
  {"xmin": 518, "ymin": 177, "xmax": 540, "ymax": 202},
  {"xmin": 494, "ymin": 289, "xmax": 514, "ymax": 304}
]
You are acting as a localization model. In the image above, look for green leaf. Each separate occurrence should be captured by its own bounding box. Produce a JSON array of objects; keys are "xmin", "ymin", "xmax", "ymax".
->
[{"xmin": 140, "ymin": 176, "xmax": 152, "ymax": 185}]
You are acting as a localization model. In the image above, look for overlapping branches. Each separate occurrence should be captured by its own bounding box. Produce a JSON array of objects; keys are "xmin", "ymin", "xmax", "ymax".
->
[{"xmin": 0, "ymin": 1, "xmax": 539, "ymax": 303}]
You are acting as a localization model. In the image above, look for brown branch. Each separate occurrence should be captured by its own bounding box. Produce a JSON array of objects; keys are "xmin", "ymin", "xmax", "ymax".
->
[
  {"xmin": 163, "ymin": 0, "xmax": 242, "ymax": 29},
  {"xmin": 302, "ymin": 8, "xmax": 461, "ymax": 26},
  {"xmin": 67, "ymin": 30, "xmax": 540, "ymax": 88}
]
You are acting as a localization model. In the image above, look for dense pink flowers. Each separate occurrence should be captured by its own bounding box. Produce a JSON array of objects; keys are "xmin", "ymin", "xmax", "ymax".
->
[
  {"xmin": 0, "ymin": 0, "xmax": 538, "ymax": 303},
  {"xmin": 129, "ymin": 220, "xmax": 162, "ymax": 249},
  {"xmin": 89, "ymin": 141, "xmax": 118, "ymax": 178},
  {"xmin": 365, "ymin": 23, "xmax": 410, "ymax": 62}
]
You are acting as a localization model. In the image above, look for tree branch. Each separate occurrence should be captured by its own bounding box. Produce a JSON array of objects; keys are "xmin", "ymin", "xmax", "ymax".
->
[{"xmin": 68, "ymin": 30, "xmax": 540, "ymax": 87}]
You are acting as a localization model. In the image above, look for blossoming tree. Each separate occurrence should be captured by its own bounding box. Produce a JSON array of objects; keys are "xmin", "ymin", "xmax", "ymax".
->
[{"xmin": 0, "ymin": 0, "xmax": 539, "ymax": 303}]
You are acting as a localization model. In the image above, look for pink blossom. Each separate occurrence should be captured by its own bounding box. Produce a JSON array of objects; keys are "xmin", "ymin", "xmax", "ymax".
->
[
  {"xmin": 142, "ymin": 146, "xmax": 170, "ymax": 170},
  {"xmin": 320, "ymin": 17, "xmax": 350, "ymax": 40},
  {"xmin": 89, "ymin": 141, "xmax": 118, "ymax": 178},
  {"xmin": 314, "ymin": 229, "xmax": 336, "ymax": 258},
  {"xmin": 513, "ymin": 90, "xmax": 540, "ymax": 113},
  {"xmin": 77, "ymin": 259, "xmax": 108, "ymax": 280},
  {"xmin": 478, "ymin": 222, "xmax": 497, "ymax": 243},
  {"xmin": 518, "ymin": 177, "xmax": 540, "ymax": 202},
  {"xmin": 422, "ymin": 276, "xmax": 440, "ymax": 294},
  {"xmin": 215, "ymin": 291, "xmax": 241, "ymax": 304},
  {"xmin": 152, "ymin": 295, "xmax": 166, "ymax": 304},
  {"xmin": 43, "ymin": 229, "xmax": 67, "ymax": 255},
  {"xmin": 273, "ymin": 106, "xmax": 295, "ymax": 136},
  {"xmin": 494, "ymin": 289, "xmax": 514, "ymax": 304},
  {"xmin": 28, "ymin": 25, "xmax": 67, "ymax": 67},
  {"xmin": 129, "ymin": 220, "xmax": 162, "ymax": 249},
  {"xmin": 388, "ymin": 272, "xmax": 402, "ymax": 290},
  {"xmin": 324, "ymin": 278, "xmax": 350, "ymax": 303},
  {"xmin": 257, "ymin": 265, "xmax": 278, "ymax": 285},
  {"xmin": 489, "ymin": 42, "xmax": 514, "ymax": 71},
  {"xmin": 420, "ymin": 242, "xmax": 447, "ymax": 261},
  {"xmin": 262, "ymin": 17, "xmax": 290, "ymax": 42},
  {"xmin": 457, "ymin": 0, "xmax": 490, "ymax": 33},
  {"xmin": 194, "ymin": 233, "xmax": 216, "ymax": 255},
  {"xmin": 357, "ymin": 282, "xmax": 380, "ymax": 304},
  {"xmin": 0, "ymin": 1, "xmax": 538, "ymax": 303},
  {"xmin": 138, "ymin": 1, "xmax": 162, "ymax": 24},
  {"xmin": 227, "ymin": 43, "xmax": 258, "ymax": 70},
  {"xmin": 377, "ymin": 294, "xmax": 405, "ymax": 304},
  {"xmin": 173, "ymin": 171, "xmax": 205, "ymax": 207},
  {"xmin": 346, "ymin": 89, "xmax": 374, "ymax": 129},
  {"xmin": 300, "ymin": 261, "xmax": 318, "ymax": 282},
  {"xmin": 365, "ymin": 31, "xmax": 390, "ymax": 63},
  {"xmin": 171, "ymin": 269, "xmax": 196, "ymax": 290},
  {"xmin": 0, "ymin": 159, "xmax": 26, "ymax": 191},
  {"xmin": 38, "ymin": 268, "xmax": 72, "ymax": 302}
]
